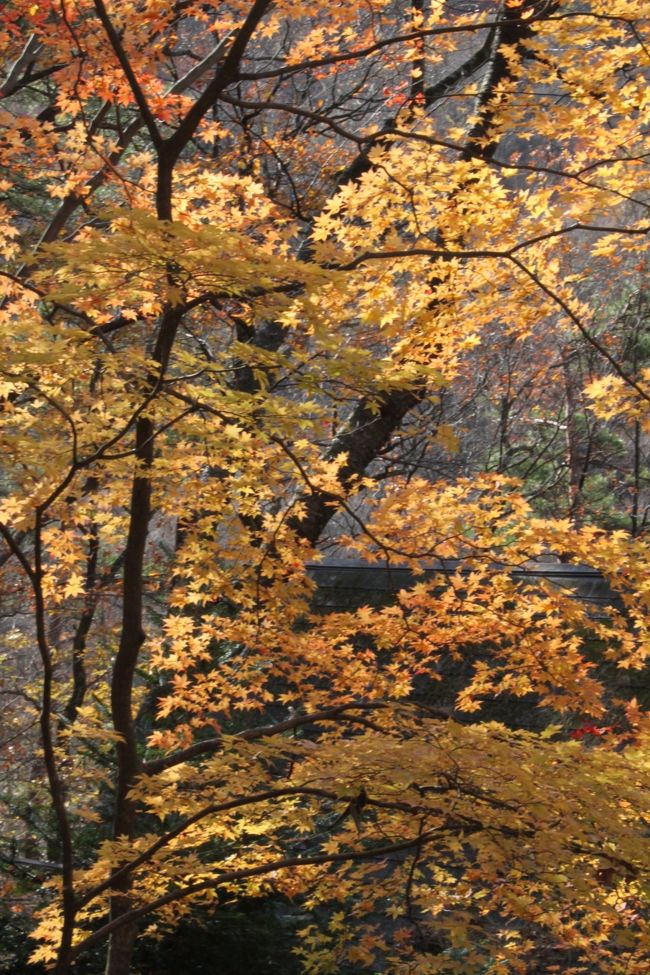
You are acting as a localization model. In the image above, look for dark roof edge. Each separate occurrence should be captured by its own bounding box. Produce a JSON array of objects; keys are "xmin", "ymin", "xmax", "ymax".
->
[{"xmin": 306, "ymin": 560, "xmax": 604, "ymax": 579}]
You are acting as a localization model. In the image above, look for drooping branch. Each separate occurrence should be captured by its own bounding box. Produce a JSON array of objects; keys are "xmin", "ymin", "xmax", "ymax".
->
[
  {"xmin": 142, "ymin": 701, "xmax": 390, "ymax": 775},
  {"xmin": 71, "ymin": 825, "xmax": 474, "ymax": 958}
]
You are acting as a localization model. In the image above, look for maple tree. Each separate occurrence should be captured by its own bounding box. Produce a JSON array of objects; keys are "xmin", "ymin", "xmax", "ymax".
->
[{"xmin": 1, "ymin": 1, "xmax": 650, "ymax": 974}]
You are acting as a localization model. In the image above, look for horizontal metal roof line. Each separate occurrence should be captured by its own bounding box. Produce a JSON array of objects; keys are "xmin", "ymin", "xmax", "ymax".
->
[
  {"xmin": 306, "ymin": 561, "xmax": 619, "ymax": 617},
  {"xmin": 307, "ymin": 561, "xmax": 604, "ymax": 579}
]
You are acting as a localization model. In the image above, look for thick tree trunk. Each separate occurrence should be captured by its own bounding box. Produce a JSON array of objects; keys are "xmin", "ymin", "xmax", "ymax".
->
[
  {"xmin": 104, "ymin": 915, "xmax": 139, "ymax": 975},
  {"xmin": 102, "ymin": 412, "xmax": 155, "ymax": 974},
  {"xmin": 89, "ymin": 5, "xmax": 558, "ymax": 974}
]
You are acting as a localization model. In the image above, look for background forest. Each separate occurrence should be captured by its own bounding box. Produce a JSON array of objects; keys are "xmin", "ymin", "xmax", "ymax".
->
[{"xmin": 1, "ymin": 1, "xmax": 650, "ymax": 974}]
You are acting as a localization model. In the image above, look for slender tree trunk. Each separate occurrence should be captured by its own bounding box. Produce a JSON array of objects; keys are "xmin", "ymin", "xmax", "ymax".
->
[
  {"xmin": 631, "ymin": 418, "xmax": 641, "ymax": 536},
  {"xmin": 104, "ymin": 906, "xmax": 139, "ymax": 975},
  {"xmin": 562, "ymin": 347, "xmax": 587, "ymax": 527}
]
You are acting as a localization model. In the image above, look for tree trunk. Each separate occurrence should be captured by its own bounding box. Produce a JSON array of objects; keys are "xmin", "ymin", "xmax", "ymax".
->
[
  {"xmin": 104, "ymin": 915, "xmax": 139, "ymax": 975},
  {"xmin": 562, "ymin": 347, "xmax": 588, "ymax": 527}
]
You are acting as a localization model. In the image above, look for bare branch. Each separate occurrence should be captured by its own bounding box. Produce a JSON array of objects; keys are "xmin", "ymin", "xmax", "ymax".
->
[{"xmin": 0, "ymin": 34, "xmax": 43, "ymax": 98}]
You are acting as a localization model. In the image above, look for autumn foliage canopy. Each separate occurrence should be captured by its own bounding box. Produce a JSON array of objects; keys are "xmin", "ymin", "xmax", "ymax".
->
[{"xmin": 1, "ymin": 1, "xmax": 650, "ymax": 973}]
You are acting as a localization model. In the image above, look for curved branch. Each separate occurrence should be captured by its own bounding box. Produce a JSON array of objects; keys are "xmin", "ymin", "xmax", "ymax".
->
[
  {"xmin": 71, "ymin": 828, "xmax": 447, "ymax": 957},
  {"xmin": 142, "ymin": 702, "xmax": 388, "ymax": 775}
]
